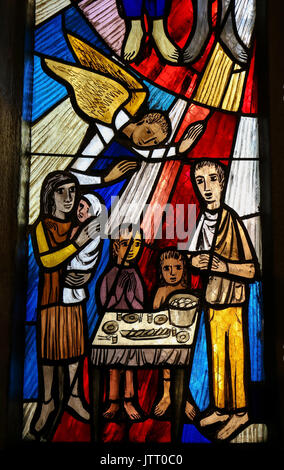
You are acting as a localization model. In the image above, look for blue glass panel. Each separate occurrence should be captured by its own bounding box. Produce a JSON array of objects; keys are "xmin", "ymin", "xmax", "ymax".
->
[
  {"xmin": 23, "ymin": 325, "xmax": 38, "ymax": 399},
  {"xmin": 94, "ymin": 180, "xmax": 127, "ymax": 210},
  {"xmin": 26, "ymin": 235, "xmax": 39, "ymax": 322},
  {"xmin": 143, "ymin": 79, "xmax": 176, "ymax": 111},
  {"xmin": 248, "ymin": 281, "xmax": 265, "ymax": 382},
  {"xmin": 91, "ymin": 158, "xmax": 112, "ymax": 171},
  {"xmin": 35, "ymin": 15, "xmax": 75, "ymax": 62},
  {"xmin": 103, "ymin": 141, "xmax": 137, "ymax": 159},
  {"xmin": 22, "ymin": 27, "xmax": 33, "ymax": 122},
  {"xmin": 189, "ymin": 311, "xmax": 210, "ymax": 412},
  {"xmin": 182, "ymin": 424, "xmax": 211, "ymax": 444},
  {"xmin": 32, "ymin": 55, "xmax": 67, "ymax": 122}
]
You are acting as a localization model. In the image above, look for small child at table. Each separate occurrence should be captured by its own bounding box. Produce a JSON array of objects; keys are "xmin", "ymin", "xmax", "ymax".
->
[
  {"xmin": 99, "ymin": 224, "xmax": 145, "ymax": 422},
  {"xmin": 152, "ymin": 248, "xmax": 197, "ymax": 421}
]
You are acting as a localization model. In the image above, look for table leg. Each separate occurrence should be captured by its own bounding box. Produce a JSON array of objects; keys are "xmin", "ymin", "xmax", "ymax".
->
[
  {"xmin": 90, "ymin": 365, "xmax": 103, "ymax": 443},
  {"xmin": 171, "ymin": 367, "xmax": 188, "ymax": 443}
]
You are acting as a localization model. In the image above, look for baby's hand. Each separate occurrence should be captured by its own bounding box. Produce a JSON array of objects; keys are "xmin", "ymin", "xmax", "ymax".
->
[{"xmin": 74, "ymin": 219, "xmax": 100, "ymax": 247}]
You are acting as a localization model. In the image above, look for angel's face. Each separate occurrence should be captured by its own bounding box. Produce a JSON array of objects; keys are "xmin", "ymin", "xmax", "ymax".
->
[{"xmin": 131, "ymin": 120, "xmax": 167, "ymax": 147}]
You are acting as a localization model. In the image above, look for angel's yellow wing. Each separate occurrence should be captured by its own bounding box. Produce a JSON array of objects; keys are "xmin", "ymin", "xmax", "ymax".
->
[
  {"xmin": 67, "ymin": 34, "xmax": 147, "ymax": 116},
  {"xmin": 44, "ymin": 58, "xmax": 129, "ymax": 124}
]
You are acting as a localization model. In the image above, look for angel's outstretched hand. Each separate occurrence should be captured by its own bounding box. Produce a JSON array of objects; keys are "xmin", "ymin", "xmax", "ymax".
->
[{"xmin": 178, "ymin": 122, "xmax": 205, "ymax": 154}]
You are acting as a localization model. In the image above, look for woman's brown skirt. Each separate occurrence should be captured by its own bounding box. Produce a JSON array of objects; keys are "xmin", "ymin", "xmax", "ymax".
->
[{"xmin": 40, "ymin": 304, "xmax": 85, "ymax": 361}]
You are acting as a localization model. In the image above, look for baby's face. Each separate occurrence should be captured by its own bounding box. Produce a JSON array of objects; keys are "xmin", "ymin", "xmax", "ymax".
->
[
  {"xmin": 161, "ymin": 257, "xmax": 184, "ymax": 285},
  {"xmin": 77, "ymin": 199, "xmax": 90, "ymax": 222}
]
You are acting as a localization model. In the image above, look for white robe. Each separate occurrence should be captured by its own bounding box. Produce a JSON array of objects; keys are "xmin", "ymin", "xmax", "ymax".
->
[
  {"xmin": 63, "ymin": 193, "xmax": 102, "ymax": 305},
  {"xmin": 187, "ymin": 210, "xmax": 218, "ymax": 252}
]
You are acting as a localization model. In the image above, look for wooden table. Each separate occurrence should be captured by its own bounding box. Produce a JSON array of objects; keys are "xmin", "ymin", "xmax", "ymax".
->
[{"xmin": 89, "ymin": 307, "xmax": 200, "ymax": 442}]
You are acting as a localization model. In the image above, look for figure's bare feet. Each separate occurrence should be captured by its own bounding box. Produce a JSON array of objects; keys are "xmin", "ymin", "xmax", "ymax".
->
[
  {"xmin": 217, "ymin": 412, "xmax": 249, "ymax": 440},
  {"xmin": 154, "ymin": 396, "xmax": 171, "ymax": 417},
  {"xmin": 152, "ymin": 19, "xmax": 179, "ymax": 63},
  {"xmin": 185, "ymin": 401, "xmax": 196, "ymax": 421},
  {"xmin": 178, "ymin": 122, "xmax": 205, "ymax": 153},
  {"xmin": 124, "ymin": 398, "xmax": 142, "ymax": 421},
  {"xmin": 67, "ymin": 395, "xmax": 90, "ymax": 421},
  {"xmin": 103, "ymin": 401, "xmax": 120, "ymax": 420},
  {"xmin": 200, "ymin": 411, "xmax": 229, "ymax": 427},
  {"xmin": 123, "ymin": 20, "xmax": 144, "ymax": 62},
  {"xmin": 34, "ymin": 398, "xmax": 55, "ymax": 433}
]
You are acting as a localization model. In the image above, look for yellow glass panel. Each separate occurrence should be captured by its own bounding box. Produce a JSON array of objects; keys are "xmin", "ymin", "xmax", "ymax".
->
[
  {"xmin": 194, "ymin": 43, "xmax": 233, "ymax": 108},
  {"xmin": 222, "ymin": 65, "xmax": 246, "ymax": 111}
]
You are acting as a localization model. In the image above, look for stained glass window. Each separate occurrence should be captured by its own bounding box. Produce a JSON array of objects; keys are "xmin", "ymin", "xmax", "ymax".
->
[{"xmin": 18, "ymin": 0, "xmax": 270, "ymax": 447}]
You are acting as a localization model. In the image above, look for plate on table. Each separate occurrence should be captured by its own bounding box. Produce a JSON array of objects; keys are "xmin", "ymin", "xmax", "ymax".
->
[
  {"xmin": 176, "ymin": 331, "xmax": 190, "ymax": 343},
  {"xmin": 102, "ymin": 320, "xmax": 119, "ymax": 335},
  {"xmin": 122, "ymin": 313, "xmax": 139, "ymax": 323},
  {"xmin": 154, "ymin": 314, "xmax": 168, "ymax": 325}
]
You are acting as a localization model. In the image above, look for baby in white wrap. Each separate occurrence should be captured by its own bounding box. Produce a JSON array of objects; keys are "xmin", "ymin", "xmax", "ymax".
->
[{"xmin": 63, "ymin": 192, "xmax": 102, "ymax": 304}]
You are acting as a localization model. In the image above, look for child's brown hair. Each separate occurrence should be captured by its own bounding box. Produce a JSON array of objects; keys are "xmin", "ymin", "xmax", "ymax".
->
[{"xmin": 158, "ymin": 248, "xmax": 188, "ymax": 287}]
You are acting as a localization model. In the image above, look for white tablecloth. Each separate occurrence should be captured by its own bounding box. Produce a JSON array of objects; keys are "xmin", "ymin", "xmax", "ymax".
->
[{"xmin": 91, "ymin": 309, "xmax": 199, "ymax": 367}]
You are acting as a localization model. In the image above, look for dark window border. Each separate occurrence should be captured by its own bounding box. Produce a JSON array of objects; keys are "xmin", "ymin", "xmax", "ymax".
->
[{"xmin": 0, "ymin": 0, "xmax": 283, "ymax": 456}]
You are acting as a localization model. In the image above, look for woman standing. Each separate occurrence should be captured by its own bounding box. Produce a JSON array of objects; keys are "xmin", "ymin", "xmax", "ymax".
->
[{"xmin": 30, "ymin": 171, "xmax": 99, "ymax": 438}]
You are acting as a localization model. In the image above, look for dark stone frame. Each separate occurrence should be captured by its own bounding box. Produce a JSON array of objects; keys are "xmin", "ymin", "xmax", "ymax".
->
[{"xmin": 0, "ymin": 0, "xmax": 283, "ymax": 456}]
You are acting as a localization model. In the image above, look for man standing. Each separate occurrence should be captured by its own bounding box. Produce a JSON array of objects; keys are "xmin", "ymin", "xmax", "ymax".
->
[{"xmin": 187, "ymin": 159, "xmax": 258, "ymax": 440}]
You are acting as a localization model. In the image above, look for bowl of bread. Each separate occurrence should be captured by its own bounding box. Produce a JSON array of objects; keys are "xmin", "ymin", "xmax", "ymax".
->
[{"xmin": 168, "ymin": 292, "xmax": 199, "ymax": 328}]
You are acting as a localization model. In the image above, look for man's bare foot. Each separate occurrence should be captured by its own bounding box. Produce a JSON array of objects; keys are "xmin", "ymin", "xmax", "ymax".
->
[
  {"xmin": 178, "ymin": 122, "xmax": 205, "ymax": 153},
  {"xmin": 217, "ymin": 412, "xmax": 249, "ymax": 440},
  {"xmin": 154, "ymin": 396, "xmax": 171, "ymax": 417},
  {"xmin": 185, "ymin": 401, "xmax": 196, "ymax": 421},
  {"xmin": 200, "ymin": 411, "xmax": 229, "ymax": 427},
  {"xmin": 152, "ymin": 19, "xmax": 179, "ymax": 63},
  {"xmin": 103, "ymin": 401, "xmax": 120, "ymax": 420},
  {"xmin": 34, "ymin": 398, "xmax": 55, "ymax": 433},
  {"xmin": 123, "ymin": 20, "xmax": 144, "ymax": 62},
  {"xmin": 124, "ymin": 398, "xmax": 142, "ymax": 421},
  {"xmin": 67, "ymin": 394, "xmax": 90, "ymax": 421}
]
